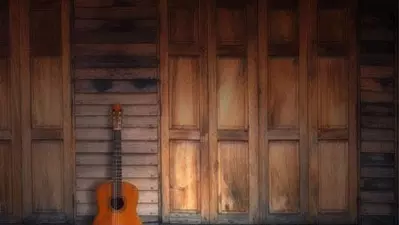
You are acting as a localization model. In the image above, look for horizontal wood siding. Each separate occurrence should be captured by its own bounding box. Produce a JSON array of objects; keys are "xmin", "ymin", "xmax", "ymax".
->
[
  {"xmin": 72, "ymin": 0, "xmax": 160, "ymax": 224},
  {"xmin": 358, "ymin": 0, "xmax": 398, "ymax": 224}
]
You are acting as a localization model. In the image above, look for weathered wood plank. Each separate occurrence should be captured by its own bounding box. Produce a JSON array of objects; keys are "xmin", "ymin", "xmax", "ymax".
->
[
  {"xmin": 76, "ymin": 141, "xmax": 158, "ymax": 153},
  {"xmin": 360, "ymin": 54, "xmax": 394, "ymax": 66},
  {"xmin": 74, "ymin": 0, "xmax": 157, "ymax": 7},
  {"xmin": 360, "ymin": 153, "xmax": 395, "ymax": 167},
  {"xmin": 360, "ymin": 41, "xmax": 395, "ymax": 54},
  {"xmin": 360, "ymin": 178, "xmax": 395, "ymax": 191},
  {"xmin": 74, "ymin": 93, "xmax": 158, "ymax": 105},
  {"xmin": 360, "ymin": 66, "xmax": 394, "ymax": 78},
  {"xmin": 75, "ymin": 115, "xmax": 158, "ymax": 128},
  {"xmin": 75, "ymin": 128, "xmax": 158, "ymax": 141},
  {"xmin": 361, "ymin": 116, "xmax": 395, "ymax": 129},
  {"xmin": 76, "ymin": 178, "xmax": 158, "ymax": 191},
  {"xmin": 74, "ymin": 7, "xmax": 157, "ymax": 19},
  {"xmin": 361, "ymin": 129, "xmax": 395, "ymax": 141},
  {"xmin": 359, "ymin": 215, "xmax": 396, "ymax": 225},
  {"xmin": 360, "ymin": 167, "xmax": 395, "ymax": 178},
  {"xmin": 76, "ymin": 165, "xmax": 158, "ymax": 178},
  {"xmin": 360, "ymin": 203, "xmax": 395, "ymax": 215},
  {"xmin": 74, "ymin": 79, "xmax": 158, "ymax": 93},
  {"xmin": 74, "ymin": 105, "xmax": 159, "ymax": 116},
  {"xmin": 361, "ymin": 141, "xmax": 395, "ymax": 153},
  {"xmin": 360, "ymin": 78, "xmax": 394, "ymax": 92},
  {"xmin": 73, "ymin": 30, "xmax": 157, "ymax": 44},
  {"xmin": 361, "ymin": 103, "xmax": 394, "ymax": 116},
  {"xmin": 74, "ymin": 19, "xmax": 157, "ymax": 31},
  {"xmin": 74, "ymin": 68, "xmax": 158, "ymax": 79},
  {"xmin": 73, "ymin": 44, "xmax": 157, "ymax": 56},
  {"xmin": 360, "ymin": 91, "xmax": 394, "ymax": 103},
  {"xmin": 360, "ymin": 191, "xmax": 395, "ymax": 203},
  {"xmin": 76, "ymin": 153, "xmax": 158, "ymax": 166},
  {"xmin": 73, "ymin": 56, "xmax": 159, "ymax": 68},
  {"xmin": 360, "ymin": 28, "xmax": 394, "ymax": 41}
]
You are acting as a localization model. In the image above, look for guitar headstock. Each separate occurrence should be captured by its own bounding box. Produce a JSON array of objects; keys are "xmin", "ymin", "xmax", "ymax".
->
[{"xmin": 112, "ymin": 104, "xmax": 122, "ymax": 130}]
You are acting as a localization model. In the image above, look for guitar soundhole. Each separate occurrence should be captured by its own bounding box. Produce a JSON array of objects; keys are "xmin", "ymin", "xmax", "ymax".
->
[{"xmin": 110, "ymin": 197, "xmax": 125, "ymax": 210}]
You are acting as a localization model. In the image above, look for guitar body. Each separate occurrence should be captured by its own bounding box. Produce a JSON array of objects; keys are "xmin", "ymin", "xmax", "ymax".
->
[{"xmin": 93, "ymin": 181, "xmax": 142, "ymax": 225}]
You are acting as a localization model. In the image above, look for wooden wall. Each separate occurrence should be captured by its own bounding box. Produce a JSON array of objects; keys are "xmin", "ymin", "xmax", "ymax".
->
[
  {"xmin": 358, "ymin": 0, "xmax": 398, "ymax": 225},
  {"xmin": 0, "ymin": 0, "xmax": 73, "ymax": 223},
  {"xmin": 71, "ymin": 0, "xmax": 160, "ymax": 224}
]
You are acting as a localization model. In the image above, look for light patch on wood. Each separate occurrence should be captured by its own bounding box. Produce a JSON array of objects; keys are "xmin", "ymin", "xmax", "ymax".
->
[
  {"xmin": 318, "ymin": 58, "xmax": 348, "ymax": 128},
  {"xmin": 169, "ymin": 141, "xmax": 200, "ymax": 211},
  {"xmin": 169, "ymin": 57, "xmax": 200, "ymax": 128},
  {"xmin": 268, "ymin": 58, "xmax": 299, "ymax": 129},
  {"xmin": 269, "ymin": 10, "xmax": 297, "ymax": 43},
  {"xmin": 0, "ymin": 59, "xmax": 10, "ymax": 130},
  {"xmin": 0, "ymin": 142, "xmax": 12, "ymax": 214},
  {"xmin": 268, "ymin": 141, "xmax": 299, "ymax": 213},
  {"xmin": 74, "ymin": 93, "xmax": 158, "ymax": 105},
  {"xmin": 217, "ymin": 58, "xmax": 247, "ymax": 129},
  {"xmin": 31, "ymin": 141, "xmax": 63, "ymax": 212},
  {"xmin": 75, "ymin": 141, "xmax": 158, "ymax": 154},
  {"xmin": 75, "ymin": 115, "xmax": 158, "ymax": 128},
  {"xmin": 318, "ymin": 141, "xmax": 348, "ymax": 212},
  {"xmin": 75, "ymin": 128, "xmax": 158, "ymax": 141},
  {"xmin": 76, "ymin": 165, "xmax": 158, "ymax": 178},
  {"xmin": 31, "ymin": 57, "xmax": 63, "ymax": 128},
  {"xmin": 216, "ymin": 8, "xmax": 245, "ymax": 45},
  {"xmin": 74, "ymin": 105, "xmax": 159, "ymax": 116},
  {"xmin": 76, "ymin": 153, "xmax": 158, "ymax": 166},
  {"xmin": 218, "ymin": 141, "xmax": 249, "ymax": 213}
]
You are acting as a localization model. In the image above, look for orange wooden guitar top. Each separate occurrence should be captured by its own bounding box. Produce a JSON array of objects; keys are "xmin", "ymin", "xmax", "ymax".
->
[{"xmin": 93, "ymin": 181, "xmax": 142, "ymax": 225}]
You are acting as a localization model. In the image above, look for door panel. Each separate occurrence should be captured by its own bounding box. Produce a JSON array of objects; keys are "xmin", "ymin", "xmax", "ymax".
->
[
  {"xmin": 308, "ymin": 0, "xmax": 357, "ymax": 222},
  {"xmin": 0, "ymin": 0, "xmax": 22, "ymax": 222},
  {"xmin": 208, "ymin": 1, "xmax": 258, "ymax": 223},
  {"xmin": 20, "ymin": 0, "xmax": 73, "ymax": 222},
  {"xmin": 160, "ymin": 0, "xmax": 209, "ymax": 223}
]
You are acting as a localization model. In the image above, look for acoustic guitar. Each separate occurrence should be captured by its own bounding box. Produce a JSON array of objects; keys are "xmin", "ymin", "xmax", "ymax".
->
[{"xmin": 93, "ymin": 104, "xmax": 142, "ymax": 225}]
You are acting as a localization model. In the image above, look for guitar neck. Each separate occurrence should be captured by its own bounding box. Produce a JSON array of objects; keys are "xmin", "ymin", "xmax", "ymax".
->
[
  {"xmin": 111, "ymin": 104, "xmax": 123, "ymax": 197},
  {"xmin": 112, "ymin": 130, "xmax": 122, "ymax": 196}
]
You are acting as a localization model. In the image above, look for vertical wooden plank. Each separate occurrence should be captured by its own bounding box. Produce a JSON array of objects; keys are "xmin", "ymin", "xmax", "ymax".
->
[
  {"xmin": 246, "ymin": 1, "xmax": 259, "ymax": 223},
  {"xmin": 199, "ymin": 0, "xmax": 210, "ymax": 222},
  {"xmin": 19, "ymin": 0, "xmax": 32, "ymax": 216},
  {"xmin": 61, "ymin": 0, "xmax": 73, "ymax": 217},
  {"xmin": 299, "ymin": 0, "xmax": 310, "ymax": 219},
  {"xmin": 347, "ymin": 0, "xmax": 358, "ymax": 221},
  {"xmin": 159, "ymin": 0, "xmax": 170, "ymax": 222},
  {"xmin": 207, "ymin": 0, "xmax": 217, "ymax": 222},
  {"xmin": 257, "ymin": 0, "xmax": 268, "ymax": 222},
  {"xmin": 9, "ymin": 0, "xmax": 22, "ymax": 220},
  {"xmin": 308, "ymin": 0, "xmax": 318, "ymax": 221}
]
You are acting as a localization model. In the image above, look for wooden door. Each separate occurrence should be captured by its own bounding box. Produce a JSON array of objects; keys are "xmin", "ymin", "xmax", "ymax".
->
[
  {"xmin": 19, "ymin": 0, "xmax": 74, "ymax": 222},
  {"xmin": 161, "ymin": 0, "xmax": 258, "ymax": 223},
  {"xmin": 160, "ymin": 0, "xmax": 209, "ymax": 223},
  {"xmin": 208, "ymin": 0, "xmax": 259, "ymax": 224},
  {"xmin": 161, "ymin": 0, "xmax": 358, "ymax": 224},
  {"xmin": 0, "ymin": 0, "xmax": 22, "ymax": 222},
  {"xmin": 308, "ymin": 0, "xmax": 357, "ymax": 223}
]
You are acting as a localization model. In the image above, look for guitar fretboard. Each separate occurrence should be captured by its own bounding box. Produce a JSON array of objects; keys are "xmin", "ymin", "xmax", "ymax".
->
[{"xmin": 112, "ymin": 130, "xmax": 122, "ymax": 197}]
